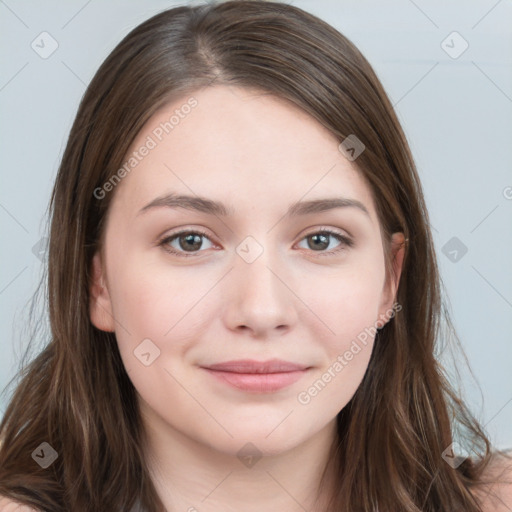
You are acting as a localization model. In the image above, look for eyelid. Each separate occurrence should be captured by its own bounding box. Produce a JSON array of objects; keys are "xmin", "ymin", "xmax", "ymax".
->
[
  {"xmin": 158, "ymin": 225, "xmax": 354, "ymax": 258},
  {"xmin": 158, "ymin": 227, "xmax": 218, "ymax": 258},
  {"xmin": 294, "ymin": 226, "xmax": 354, "ymax": 256},
  {"xmin": 297, "ymin": 225, "xmax": 353, "ymax": 241}
]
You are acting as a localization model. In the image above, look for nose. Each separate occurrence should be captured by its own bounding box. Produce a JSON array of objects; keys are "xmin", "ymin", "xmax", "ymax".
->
[{"xmin": 223, "ymin": 250, "xmax": 299, "ymax": 339}]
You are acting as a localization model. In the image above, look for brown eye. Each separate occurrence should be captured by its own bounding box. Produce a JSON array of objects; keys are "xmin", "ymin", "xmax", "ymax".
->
[
  {"xmin": 177, "ymin": 233, "xmax": 203, "ymax": 252},
  {"xmin": 297, "ymin": 230, "xmax": 353, "ymax": 255},
  {"xmin": 307, "ymin": 233, "xmax": 330, "ymax": 251},
  {"xmin": 160, "ymin": 230, "xmax": 215, "ymax": 257}
]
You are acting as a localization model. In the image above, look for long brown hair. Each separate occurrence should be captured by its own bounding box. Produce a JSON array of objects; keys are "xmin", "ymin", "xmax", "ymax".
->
[{"xmin": 0, "ymin": 1, "xmax": 507, "ymax": 510}]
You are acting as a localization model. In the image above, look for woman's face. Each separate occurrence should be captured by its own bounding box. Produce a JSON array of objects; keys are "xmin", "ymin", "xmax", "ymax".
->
[{"xmin": 90, "ymin": 85, "xmax": 403, "ymax": 457}]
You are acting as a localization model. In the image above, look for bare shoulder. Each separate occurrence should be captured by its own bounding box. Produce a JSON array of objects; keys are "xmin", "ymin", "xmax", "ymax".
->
[
  {"xmin": 475, "ymin": 450, "xmax": 512, "ymax": 512},
  {"xmin": 0, "ymin": 496, "xmax": 40, "ymax": 512}
]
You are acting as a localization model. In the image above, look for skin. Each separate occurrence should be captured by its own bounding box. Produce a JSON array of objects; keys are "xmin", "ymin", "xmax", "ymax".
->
[{"xmin": 89, "ymin": 85, "xmax": 405, "ymax": 512}]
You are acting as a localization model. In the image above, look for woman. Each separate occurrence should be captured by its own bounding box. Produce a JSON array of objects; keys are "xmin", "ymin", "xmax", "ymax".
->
[{"xmin": 0, "ymin": 1, "xmax": 510, "ymax": 510}]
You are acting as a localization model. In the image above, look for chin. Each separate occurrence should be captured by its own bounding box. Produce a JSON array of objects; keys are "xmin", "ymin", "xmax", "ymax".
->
[{"xmin": 206, "ymin": 424, "xmax": 312, "ymax": 459}]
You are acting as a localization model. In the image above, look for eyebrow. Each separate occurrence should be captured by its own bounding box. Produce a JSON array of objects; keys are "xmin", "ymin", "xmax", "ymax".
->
[{"xmin": 137, "ymin": 193, "xmax": 370, "ymax": 218}]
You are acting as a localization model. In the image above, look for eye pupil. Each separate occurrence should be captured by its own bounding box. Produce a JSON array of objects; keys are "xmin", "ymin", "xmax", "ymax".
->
[
  {"xmin": 180, "ymin": 233, "xmax": 202, "ymax": 251},
  {"xmin": 308, "ymin": 233, "xmax": 329, "ymax": 251}
]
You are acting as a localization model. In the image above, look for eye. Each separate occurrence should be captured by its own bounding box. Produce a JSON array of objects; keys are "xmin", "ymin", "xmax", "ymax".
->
[
  {"xmin": 158, "ymin": 227, "xmax": 353, "ymax": 259},
  {"xmin": 159, "ymin": 229, "xmax": 215, "ymax": 257},
  {"xmin": 296, "ymin": 229, "xmax": 353, "ymax": 256}
]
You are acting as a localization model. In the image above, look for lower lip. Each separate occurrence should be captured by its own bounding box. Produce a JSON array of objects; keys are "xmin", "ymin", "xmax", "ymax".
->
[{"xmin": 202, "ymin": 368, "xmax": 308, "ymax": 393}]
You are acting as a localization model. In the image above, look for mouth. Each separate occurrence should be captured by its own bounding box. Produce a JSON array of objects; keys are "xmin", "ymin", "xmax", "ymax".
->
[{"xmin": 200, "ymin": 359, "xmax": 311, "ymax": 393}]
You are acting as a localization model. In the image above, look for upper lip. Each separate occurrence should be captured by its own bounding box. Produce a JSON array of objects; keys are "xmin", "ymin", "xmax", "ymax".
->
[{"xmin": 202, "ymin": 359, "xmax": 310, "ymax": 374}]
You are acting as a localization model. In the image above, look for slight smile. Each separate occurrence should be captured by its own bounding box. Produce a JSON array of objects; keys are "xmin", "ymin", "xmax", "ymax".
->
[{"xmin": 200, "ymin": 359, "xmax": 312, "ymax": 393}]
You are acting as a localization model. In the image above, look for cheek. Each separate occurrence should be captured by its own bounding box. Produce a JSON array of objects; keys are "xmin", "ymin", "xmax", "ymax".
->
[
  {"xmin": 305, "ymin": 257, "xmax": 386, "ymax": 348},
  {"xmin": 109, "ymin": 255, "xmax": 212, "ymax": 330},
  {"xmin": 295, "ymin": 257, "xmax": 385, "ymax": 406},
  {"xmin": 336, "ymin": 284, "xmax": 383, "ymax": 349},
  {"xmin": 106, "ymin": 260, "xmax": 213, "ymax": 417},
  {"xmin": 106, "ymin": 257, "xmax": 221, "ymax": 372}
]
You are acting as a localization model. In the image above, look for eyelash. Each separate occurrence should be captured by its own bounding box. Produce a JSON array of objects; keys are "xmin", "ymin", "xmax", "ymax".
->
[{"xmin": 158, "ymin": 228, "xmax": 354, "ymax": 258}]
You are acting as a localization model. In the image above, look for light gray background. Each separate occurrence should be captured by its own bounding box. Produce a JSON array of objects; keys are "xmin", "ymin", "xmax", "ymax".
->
[{"xmin": 1, "ymin": 0, "xmax": 511, "ymax": 449}]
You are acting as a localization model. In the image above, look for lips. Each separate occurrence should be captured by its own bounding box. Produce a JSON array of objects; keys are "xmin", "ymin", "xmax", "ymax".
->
[
  {"xmin": 204, "ymin": 359, "xmax": 309, "ymax": 373},
  {"xmin": 201, "ymin": 359, "xmax": 310, "ymax": 393}
]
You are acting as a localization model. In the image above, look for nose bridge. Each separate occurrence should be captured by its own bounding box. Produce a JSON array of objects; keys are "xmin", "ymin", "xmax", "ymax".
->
[{"xmin": 224, "ymin": 237, "xmax": 298, "ymax": 335}]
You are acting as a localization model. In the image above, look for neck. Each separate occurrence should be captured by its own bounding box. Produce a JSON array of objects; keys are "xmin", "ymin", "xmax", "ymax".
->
[{"xmin": 140, "ymin": 405, "xmax": 338, "ymax": 512}]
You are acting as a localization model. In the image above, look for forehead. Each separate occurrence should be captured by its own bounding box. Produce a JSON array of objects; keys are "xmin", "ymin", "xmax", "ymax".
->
[{"xmin": 108, "ymin": 85, "xmax": 377, "ymax": 220}]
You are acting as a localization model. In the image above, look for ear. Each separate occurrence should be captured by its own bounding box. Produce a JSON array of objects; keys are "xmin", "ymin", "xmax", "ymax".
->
[
  {"xmin": 377, "ymin": 232, "xmax": 406, "ymax": 328},
  {"xmin": 89, "ymin": 251, "xmax": 116, "ymax": 332}
]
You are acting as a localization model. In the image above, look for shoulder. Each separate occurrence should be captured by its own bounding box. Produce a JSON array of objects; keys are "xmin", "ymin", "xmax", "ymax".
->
[
  {"xmin": 475, "ymin": 450, "xmax": 512, "ymax": 512},
  {"xmin": 0, "ymin": 496, "xmax": 40, "ymax": 512}
]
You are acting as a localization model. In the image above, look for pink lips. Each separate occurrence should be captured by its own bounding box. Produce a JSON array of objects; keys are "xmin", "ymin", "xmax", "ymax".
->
[{"xmin": 201, "ymin": 359, "xmax": 310, "ymax": 393}]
